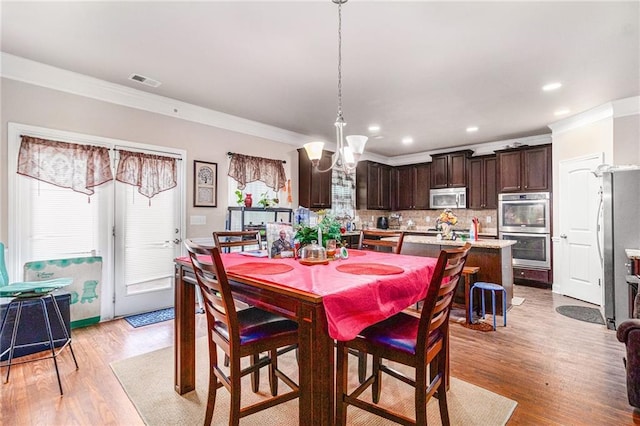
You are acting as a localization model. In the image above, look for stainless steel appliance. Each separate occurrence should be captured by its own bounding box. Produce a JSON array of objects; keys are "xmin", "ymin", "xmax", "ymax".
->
[
  {"xmin": 599, "ymin": 168, "xmax": 640, "ymax": 329},
  {"xmin": 429, "ymin": 187, "xmax": 467, "ymax": 209},
  {"xmin": 499, "ymin": 192, "xmax": 551, "ymax": 269},
  {"xmin": 376, "ymin": 216, "xmax": 389, "ymax": 229},
  {"xmin": 498, "ymin": 192, "xmax": 550, "ymax": 233}
]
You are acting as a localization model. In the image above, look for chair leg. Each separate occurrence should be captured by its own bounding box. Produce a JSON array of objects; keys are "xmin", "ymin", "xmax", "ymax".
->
[
  {"xmin": 49, "ymin": 293, "xmax": 78, "ymax": 370},
  {"xmin": 5, "ymin": 300, "xmax": 23, "ymax": 384},
  {"xmin": 269, "ymin": 348, "xmax": 278, "ymax": 396},
  {"xmin": 250, "ymin": 353, "xmax": 260, "ymax": 393},
  {"xmin": 415, "ymin": 362, "xmax": 428, "ymax": 425},
  {"xmin": 358, "ymin": 351, "xmax": 367, "ymax": 384},
  {"xmin": 502, "ymin": 290, "xmax": 507, "ymax": 327},
  {"xmin": 469, "ymin": 286, "xmax": 474, "ymax": 323},
  {"xmin": 229, "ymin": 355, "xmax": 241, "ymax": 426},
  {"xmin": 481, "ymin": 289, "xmax": 486, "ymax": 319},
  {"xmin": 204, "ymin": 346, "xmax": 218, "ymax": 426},
  {"xmin": 492, "ymin": 290, "xmax": 498, "ymax": 330},
  {"xmin": 335, "ymin": 342, "xmax": 348, "ymax": 426},
  {"xmin": 39, "ymin": 298, "xmax": 64, "ymax": 395},
  {"xmin": 437, "ymin": 349, "xmax": 451, "ymax": 426},
  {"xmin": 372, "ymin": 354, "xmax": 382, "ymax": 404}
]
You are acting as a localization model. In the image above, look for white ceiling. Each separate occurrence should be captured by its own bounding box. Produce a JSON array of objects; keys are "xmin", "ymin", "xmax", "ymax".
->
[{"xmin": 1, "ymin": 1, "xmax": 638, "ymax": 159}]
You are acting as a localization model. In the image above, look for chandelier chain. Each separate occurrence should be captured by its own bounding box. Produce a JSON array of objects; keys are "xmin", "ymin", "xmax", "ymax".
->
[{"xmin": 337, "ymin": 0, "xmax": 343, "ymax": 121}]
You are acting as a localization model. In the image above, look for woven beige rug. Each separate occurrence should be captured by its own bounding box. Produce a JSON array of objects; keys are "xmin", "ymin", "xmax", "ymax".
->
[{"xmin": 111, "ymin": 338, "xmax": 517, "ymax": 425}]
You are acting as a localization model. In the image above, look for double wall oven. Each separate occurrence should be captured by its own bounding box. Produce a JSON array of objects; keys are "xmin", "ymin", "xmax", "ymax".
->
[{"xmin": 498, "ymin": 192, "xmax": 551, "ymax": 269}]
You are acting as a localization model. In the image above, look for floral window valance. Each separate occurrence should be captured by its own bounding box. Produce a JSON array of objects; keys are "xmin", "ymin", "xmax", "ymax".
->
[
  {"xmin": 115, "ymin": 150, "xmax": 177, "ymax": 199},
  {"xmin": 17, "ymin": 135, "xmax": 113, "ymax": 196},
  {"xmin": 228, "ymin": 153, "xmax": 286, "ymax": 191}
]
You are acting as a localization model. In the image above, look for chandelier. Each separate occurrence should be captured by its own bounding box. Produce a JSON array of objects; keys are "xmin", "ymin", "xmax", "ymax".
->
[{"xmin": 303, "ymin": 0, "xmax": 367, "ymax": 173}]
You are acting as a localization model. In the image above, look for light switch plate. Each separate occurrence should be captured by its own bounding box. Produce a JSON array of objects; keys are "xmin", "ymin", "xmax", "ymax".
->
[{"xmin": 486, "ymin": 216, "xmax": 492, "ymax": 223}]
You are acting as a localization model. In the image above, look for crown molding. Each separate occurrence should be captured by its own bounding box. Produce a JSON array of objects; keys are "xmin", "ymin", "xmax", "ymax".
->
[
  {"xmin": 0, "ymin": 52, "xmax": 314, "ymax": 146},
  {"xmin": 547, "ymin": 96, "xmax": 639, "ymax": 135},
  {"xmin": 387, "ymin": 133, "xmax": 551, "ymax": 166}
]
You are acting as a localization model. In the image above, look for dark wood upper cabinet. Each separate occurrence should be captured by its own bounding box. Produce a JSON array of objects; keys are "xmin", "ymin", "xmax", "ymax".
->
[
  {"xmin": 468, "ymin": 155, "xmax": 497, "ymax": 209},
  {"xmin": 356, "ymin": 161, "xmax": 391, "ymax": 210},
  {"xmin": 393, "ymin": 163, "xmax": 430, "ymax": 210},
  {"xmin": 496, "ymin": 144, "xmax": 551, "ymax": 193},
  {"xmin": 430, "ymin": 150, "xmax": 472, "ymax": 188},
  {"xmin": 298, "ymin": 148, "xmax": 332, "ymax": 209}
]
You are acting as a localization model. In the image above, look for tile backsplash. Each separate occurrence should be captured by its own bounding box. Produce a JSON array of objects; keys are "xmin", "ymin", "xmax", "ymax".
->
[{"xmin": 355, "ymin": 209, "xmax": 498, "ymax": 235}]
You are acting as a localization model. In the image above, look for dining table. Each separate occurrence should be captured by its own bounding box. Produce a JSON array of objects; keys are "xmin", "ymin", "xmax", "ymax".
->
[{"xmin": 173, "ymin": 248, "xmax": 437, "ymax": 425}]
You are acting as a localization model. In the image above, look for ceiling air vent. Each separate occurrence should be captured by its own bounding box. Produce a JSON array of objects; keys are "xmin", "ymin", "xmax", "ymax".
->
[{"xmin": 128, "ymin": 73, "xmax": 161, "ymax": 88}]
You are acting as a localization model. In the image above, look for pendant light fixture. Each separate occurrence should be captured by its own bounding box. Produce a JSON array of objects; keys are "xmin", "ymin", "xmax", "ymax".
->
[{"xmin": 303, "ymin": 0, "xmax": 367, "ymax": 173}]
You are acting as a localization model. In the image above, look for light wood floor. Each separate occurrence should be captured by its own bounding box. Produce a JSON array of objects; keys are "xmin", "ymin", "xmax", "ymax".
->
[{"xmin": 1, "ymin": 284, "xmax": 639, "ymax": 425}]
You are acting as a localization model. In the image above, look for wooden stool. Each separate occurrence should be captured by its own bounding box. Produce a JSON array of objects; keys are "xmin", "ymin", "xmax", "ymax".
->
[{"xmin": 462, "ymin": 266, "xmax": 480, "ymax": 324}]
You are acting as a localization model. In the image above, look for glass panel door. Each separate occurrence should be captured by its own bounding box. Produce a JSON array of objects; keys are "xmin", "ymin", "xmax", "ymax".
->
[{"xmin": 114, "ymin": 167, "xmax": 182, "ymax": 317}]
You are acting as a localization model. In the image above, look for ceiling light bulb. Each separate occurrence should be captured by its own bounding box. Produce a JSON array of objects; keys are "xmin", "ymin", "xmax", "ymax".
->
[
  {"xmin": 368, "ymin": 125, "xmax": 380, "ymax": 132},
  {"xmin": 466, "ymin": 126, "xmax": 479, "ymax": 133},
  {"xmin": 543, "ymin": 82, "xmax": 562, "ymax": 91},
  {"xmin": 402, "ymin": 137, "xmax": 413, "ymax": 145},
  {"xmin": 554, "ymin": 109, "xmax": 571, "ymax": 116}
]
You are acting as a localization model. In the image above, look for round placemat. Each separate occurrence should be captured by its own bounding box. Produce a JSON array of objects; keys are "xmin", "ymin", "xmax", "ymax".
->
[
  {"xmin": 336, "ymin": 263, "xmax": 404, "ymax": 275},
  {"xmin": 228, "ymin": 262, "xmax": 294, "ymax": 275}
]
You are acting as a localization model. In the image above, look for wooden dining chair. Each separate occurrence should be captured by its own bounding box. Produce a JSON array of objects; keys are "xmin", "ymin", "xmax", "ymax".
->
[
  {"xmin": 354, "ymin": 228, "xmax": 405, "ymax": 382},
  {"xmin": 358, "ymin": 229, "xmax": 405, "ymax": 254},
  {"xmin": 184, "ymin": 240, "xmax": 299, "ymax": 425},
  {"xmin": 213, "ymin": 230, "xmax": 262, "ymax": 253},
  {"xmin": 336, "ymin": 242, "xmax": 471, "ymax": 426}
]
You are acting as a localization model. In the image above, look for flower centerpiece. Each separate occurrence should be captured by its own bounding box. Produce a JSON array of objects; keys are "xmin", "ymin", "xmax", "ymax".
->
[
  {"xmin": 437, "ymin": 208, "xmax": 458, "ymax": 240},
  {"xmin": 294, "ymin": 210, "xmax": 342, "ymax": 248}
]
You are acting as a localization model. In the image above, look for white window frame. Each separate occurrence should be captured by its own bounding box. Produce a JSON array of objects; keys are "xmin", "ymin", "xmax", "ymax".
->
[{"xmin": 7, "ymin": 122, "xmax": 187, "ymax": 320}]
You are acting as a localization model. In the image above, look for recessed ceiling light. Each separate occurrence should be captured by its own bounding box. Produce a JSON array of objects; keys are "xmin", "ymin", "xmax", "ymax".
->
[
  {"xmin": 466, "ymin": 126, "xmax": 479, "ymax": 133},
  {"xmin": 402, "ymin": 137, "xmax": 413, "ymax": 145},
  {"xmin": 542, "ymin": 82, "xmax": 562, "ymax": 92},
  {"xmin": 554, "ymin": 108, "xmax": 571, "ymax": 116},
  {"xmin": 368, "ymin": 125, "xmax": 381, "ymax": 132}
]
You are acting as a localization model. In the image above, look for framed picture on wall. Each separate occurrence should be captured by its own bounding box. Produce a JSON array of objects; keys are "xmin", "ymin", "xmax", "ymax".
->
[{"xmin": 194, "ymin": 160, "xmax": 217, "ymax": 207}]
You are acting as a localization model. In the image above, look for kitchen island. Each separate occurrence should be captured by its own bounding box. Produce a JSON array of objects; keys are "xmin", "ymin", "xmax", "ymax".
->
[{"xmin": 400, "ymin": 235, "xmax": 516, "ymax": 315}]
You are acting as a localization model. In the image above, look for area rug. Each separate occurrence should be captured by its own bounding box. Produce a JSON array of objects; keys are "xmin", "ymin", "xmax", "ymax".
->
[
  {"xmin": 111, "ymin": 337, "xmax": 517, "ymax": 425},
  {"xmin": 124, "ymin": 307, "xmax": 174, "ymax": 328},
  {"xmin": 556, "ymin": 305, "xmax": 605, "ymax": 325},
  {"xmin": 512, "ymin": 296, "xmax": 525, "ymax": 306}
]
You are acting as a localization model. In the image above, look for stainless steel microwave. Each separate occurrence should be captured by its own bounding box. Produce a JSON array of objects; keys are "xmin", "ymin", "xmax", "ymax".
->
[{"xmin": 429, "ymin": 187, "xmax": 467, "ymax": 209}]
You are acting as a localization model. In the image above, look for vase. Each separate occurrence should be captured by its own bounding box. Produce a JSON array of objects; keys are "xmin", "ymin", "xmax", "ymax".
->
[
  {"xmin": 244, "ymin": 193, "xmax": 253, "ymax": 208},
  {"xmin": 441, "ymin": 223, "xmax": 452, "ymax": 240}
]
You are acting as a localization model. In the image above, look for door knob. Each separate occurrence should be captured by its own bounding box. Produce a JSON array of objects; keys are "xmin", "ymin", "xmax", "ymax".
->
[
  {"xmin": 560, "ymin": 234, "xmax": 567, "ymax": 239},
  {"xmin": 173, "ymin": 238, "xmax": 182, "ymax": 244}
]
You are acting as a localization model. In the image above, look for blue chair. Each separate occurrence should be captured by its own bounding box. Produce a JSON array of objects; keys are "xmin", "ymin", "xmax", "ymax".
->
[
  {"xmin": 469, "ymin": 281, "xmax": 507, "ymax": 330},
  {"xmin": 0, "ymin": 242, "xmax": 78, "ymax": 395}
]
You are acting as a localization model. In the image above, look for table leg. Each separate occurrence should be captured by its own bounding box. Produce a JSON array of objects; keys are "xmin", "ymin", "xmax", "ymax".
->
[
  {"xmin": 174, "ymin": 264, "xmax": 196, "ymax": 394},
  {"xmin": 297, "ymin": 303, "xmax": 334, "ymax": 426}
]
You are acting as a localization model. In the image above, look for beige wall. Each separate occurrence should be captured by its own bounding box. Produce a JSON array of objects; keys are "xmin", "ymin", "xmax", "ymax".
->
[
  {"xmin": 0, "ymin": 78, "xmax": 299, "ymax": 243},
  {"xmin": 613, "ymin": 114, "xmax": 640, "ymax": 165}
]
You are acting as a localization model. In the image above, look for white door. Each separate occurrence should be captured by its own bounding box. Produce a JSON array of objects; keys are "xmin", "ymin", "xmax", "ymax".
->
[
  {"xmin": 114, "ymin": 166, "xmax": 182, "ymax": 317},
  {"xmin": 557, "ymin": 154, "xmax": 603, "ymax": 304}
]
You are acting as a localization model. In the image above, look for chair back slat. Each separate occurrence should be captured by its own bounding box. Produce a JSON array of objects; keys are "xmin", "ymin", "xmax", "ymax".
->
[
  {"xmin": 358, "ymin": 230, "xmax": 405, "ymax": 254},
  {"xmin": 213, "ymin": 230, "xmax": 261, "ymax": 253},
  {"xmin": 184, "ymin": 240, "xmax": 239, "ymax": 341},
  {"xmin": 417, "ymin": 243, "xmax": 471, "ymax": 351}
]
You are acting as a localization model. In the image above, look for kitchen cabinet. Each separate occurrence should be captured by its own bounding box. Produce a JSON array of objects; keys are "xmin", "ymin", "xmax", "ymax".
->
[
  {"xmin": 298, "ymin": 148, "xmax": 332, "ymax": 209},
  {"xmin": 496, "ymin": 144, "xmax": 551, "ymax": 193},
  {"xmin": 468, "ymin": 155, "xmax": 497, "ymax": 209},
  {"xmin": 430, "ymin": 150, "xmax": 473, "ymax": 188},
  {"xmin": 356, "ymin": 161, "xmax": 391, "ymax": 210},
  {"xmin": 393, "ymin": 162, "xmax": 431, "ymax": 210}
]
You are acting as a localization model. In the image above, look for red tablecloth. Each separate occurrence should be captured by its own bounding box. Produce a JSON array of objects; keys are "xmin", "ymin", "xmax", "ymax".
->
[{"xmin": 178, "ymin": 249, "xmax": 437, "ymax": 341}]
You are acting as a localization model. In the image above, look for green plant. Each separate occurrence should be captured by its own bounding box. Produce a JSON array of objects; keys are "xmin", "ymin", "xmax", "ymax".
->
[
  {"xmin": 235, "ymin": 190, "xmax": 244, "ymax": 205},
  {"xmin": 258, "ymin": 192, "xmax": 279, "ymax": 208},
  {"xmin": 294, "ymin": 212, "xmax": 342, "ymax": 247}
]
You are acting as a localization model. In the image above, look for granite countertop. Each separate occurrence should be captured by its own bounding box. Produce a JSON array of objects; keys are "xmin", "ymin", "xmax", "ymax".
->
[{"xmin": 401, "ymin": 235, "xmax": 516, "ymax": 249}]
